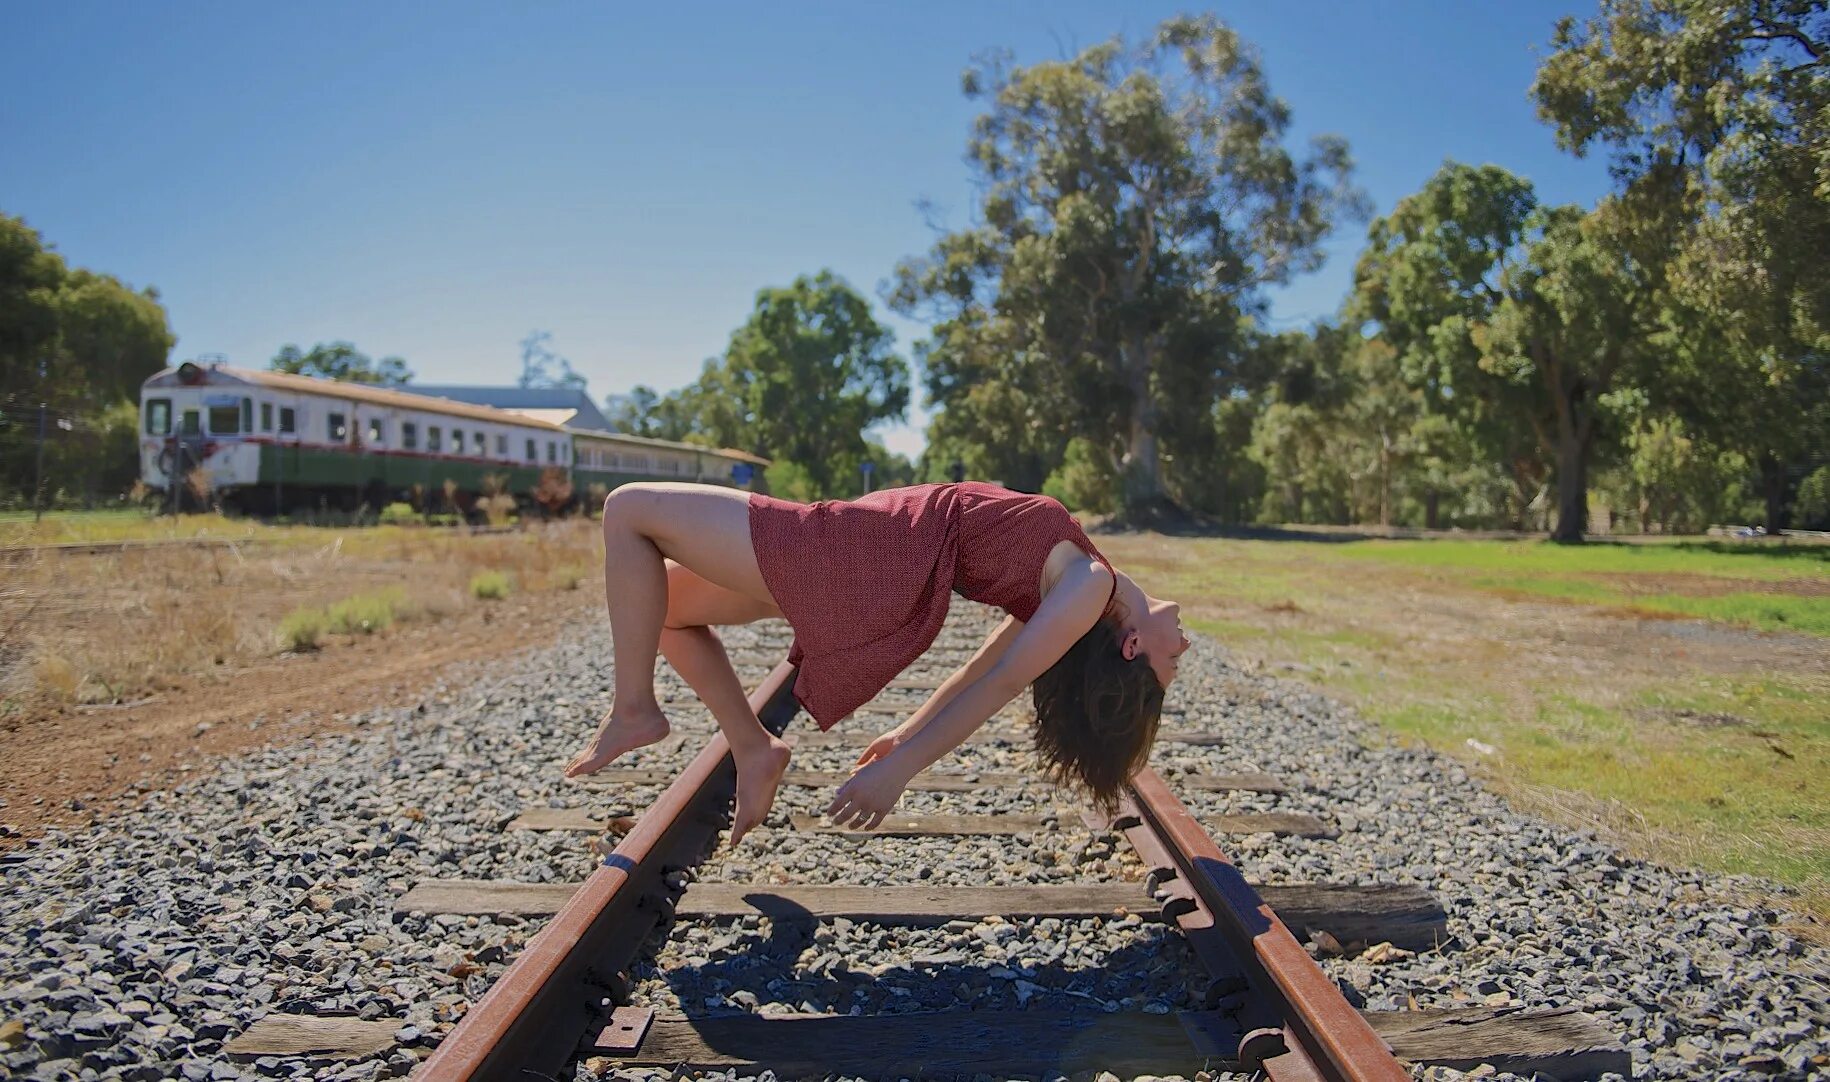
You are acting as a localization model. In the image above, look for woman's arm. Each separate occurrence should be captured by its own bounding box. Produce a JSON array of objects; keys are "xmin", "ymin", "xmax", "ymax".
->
[
  {"xmin": 827, "ymin": 560, "xmax": 1114, "ymax": 827},
  {"xmin": 856, "ymin": 614, "xmax": 1025, "ymax": 765}
]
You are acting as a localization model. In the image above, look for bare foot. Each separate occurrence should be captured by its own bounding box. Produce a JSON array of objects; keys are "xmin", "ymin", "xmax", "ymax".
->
[
  {"xmin": 565, "ymin": 704, "xmax": 670, "ymax": 778},
  {"xmin": 729, "ymin": 737, "xmax": 792, "ymax": 846}
]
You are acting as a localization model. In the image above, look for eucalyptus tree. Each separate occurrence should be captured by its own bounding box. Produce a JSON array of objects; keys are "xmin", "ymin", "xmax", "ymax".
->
[
  {"xmin": 1352, "ymin": 163, "xmax": 1677, "ymax": 540},
  {"xmin": 890, "ymin": 15, "xmax": 1361, "ymax": 514},
  {"xmin": 1534, "ymin": 0, "xmax": 1830, "ymax": 527}
]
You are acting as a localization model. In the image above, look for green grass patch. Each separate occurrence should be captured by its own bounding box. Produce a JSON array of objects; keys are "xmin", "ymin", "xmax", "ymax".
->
[
  {"xmin": 326, "ymin": 588, "xmax": 406, "ymax": 635},
  {"xmin": 277, "ymin": 607, "xmax": 329, "ymax": 651},
  {"xmin": 1114, "ymin": 533, "xmax": 1830, "ymax": 917},
  {"xmin": 469, "ymin": 570, "xmax": 512, "ymax": 600},
  {"xmin": 1324, "ymin": 537, "xmax": 1827, "ymax": 581}
]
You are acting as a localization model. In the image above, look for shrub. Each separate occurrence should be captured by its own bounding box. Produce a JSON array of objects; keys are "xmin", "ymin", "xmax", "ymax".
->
[
  {"xmin": 553, "ymin": 564, "xmax": 586, "ymax": 590},
  {"xmin": 1797, "ymin": 465, "xmax": 1830, "ymax": 530},
  {"xmin": 1042, "ymin": 437, "xmax": 1118, "ymax": 514},
  {"xmin": 278, "ymin": 608, "xmax": 329, "ymax": 651},
  {"xmin": 469, "ymin": 570, "xmax": 512, "ymax": 600},
  {"xmin": 378, "ymin": 502, "xmax": 419, "ymax": 526},
  {"xmin": 326, "ymin": 589, "xmax": 401, "ymax": 635}
]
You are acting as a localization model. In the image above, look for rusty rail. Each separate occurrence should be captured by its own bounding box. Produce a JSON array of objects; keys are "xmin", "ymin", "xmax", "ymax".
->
[
  {"xmin": 414, "ymin": 660, "xmax": 801, "ymax": 1081},
  {"xmin": 1126, "ymin": 767, "xmax": 1410, "ymax": 1081}
]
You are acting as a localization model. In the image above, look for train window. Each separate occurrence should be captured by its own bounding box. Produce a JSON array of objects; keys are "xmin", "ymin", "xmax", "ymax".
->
[
  {"xmin": 145, "ymin": 399, "xmax": 171, "ymax": 436},
  {"xmin": 208, "ymin": 404, "xmax": 241, "ymax": 434},
  {"xmin": 473, "ymin": 431, "xmax": 486, "ymax": 455},
  {"xmin": 546, "ymin": 441, "xmax": 556, "ymax": 463},
  {"xmin": 242, "ymin": 398, "xmax": 253, "ymax": 432},
  {"xmin": 328, "ymin": 412, "xmax": 348, "ymax": 442},
  {"xmin": 260, "ymin": 402, "xmax": 273, "ymax": 432},
  {"xmin": 428, "ymin": 426, "xmax": 442, "ymax": 452},
  {"xmin": 368, "ymin": 418, "xmax": 385, "ymax": 444},
  {"xmin": 526, "ymin": 438, "xmax": 536, "ymax": 462},
  {"xmin": 402, "ymin": 422, "xmax": 418, "ymax": 450},
  {"xmin": 181, "ymin": 409, "xmax": 201, "ymax": 436},
  {"xmin": 495, "ymin": 434, "xmax": 507, "ymax": 456},
  {"xmin": 279, "ymin": 407, "xmax": 296, "ymax": 434},
  {"xmin": 628, "ymin": 454, "xmax": 648, "ymax": 471},
  {"xmin": 451, "ymin": 428, "xmax": 464, "ymax": 454}
]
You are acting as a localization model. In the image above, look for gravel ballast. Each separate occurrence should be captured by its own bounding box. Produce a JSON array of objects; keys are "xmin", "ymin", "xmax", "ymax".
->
[{"xmin": 1, "ymin": 603, "xmax": 1825, "ymax": 1081}]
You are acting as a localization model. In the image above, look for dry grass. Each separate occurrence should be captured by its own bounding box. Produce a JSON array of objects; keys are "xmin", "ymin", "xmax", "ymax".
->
[{"xmin": 0, "ymin": 519, "xmax": 603, "ymax": 716}]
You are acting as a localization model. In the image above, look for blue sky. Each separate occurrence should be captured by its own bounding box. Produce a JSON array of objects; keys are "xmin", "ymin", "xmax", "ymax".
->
[{"xmin": 4, "ymin": 2, "xmax": 1611, "ymax": 458}]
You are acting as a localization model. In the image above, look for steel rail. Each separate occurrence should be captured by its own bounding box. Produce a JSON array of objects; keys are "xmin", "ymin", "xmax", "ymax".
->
[
  {"xmin": 414, "ymin": 660, "xmax": 801, "ymax": 1082},
  {"xmin": 1126, "ymin": 767, "xmax": 1410, "ymax": 1081}
]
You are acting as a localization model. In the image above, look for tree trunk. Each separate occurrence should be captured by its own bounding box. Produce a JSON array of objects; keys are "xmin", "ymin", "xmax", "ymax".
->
[
  {"xmin": 1425, "ymin": 490, "xmax": 1440, "ymax": 530},
  {"xmin": 1551, "ymin": 420, "xmax": 1589, "ymax": 543},
  {"xmin": 1760, "ymin": 453, "xmax": 1787, "ymax": 532},
  {"xmin": 1119, "ymin": 335, "xmax": 1163, "ymax": 512}
]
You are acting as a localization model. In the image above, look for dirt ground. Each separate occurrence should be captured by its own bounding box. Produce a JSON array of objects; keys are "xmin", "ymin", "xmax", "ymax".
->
[
  {"xmin": 0, "ymin": 522, "xmax": 608, "ymax": 845},
  {"xmin": 0, "ymin": 584, "xmax": 601, "ymax": 844}
]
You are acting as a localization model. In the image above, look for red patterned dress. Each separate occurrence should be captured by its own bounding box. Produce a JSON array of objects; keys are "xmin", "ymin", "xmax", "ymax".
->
[{"xmin": 746, "ymin": 481, "xmax": 1116, "ymax": 729}]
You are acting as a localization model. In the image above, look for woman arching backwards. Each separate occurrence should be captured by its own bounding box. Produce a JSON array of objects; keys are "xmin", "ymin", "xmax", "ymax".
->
[{"xmin": 565, "ymin": 480, "xmax": 1188, "ymax": 844}]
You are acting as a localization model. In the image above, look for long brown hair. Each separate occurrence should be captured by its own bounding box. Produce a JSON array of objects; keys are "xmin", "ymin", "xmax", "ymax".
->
[{"xmin": 1031, "ymin": 613, "xmax": 1165, "ymax": 811}]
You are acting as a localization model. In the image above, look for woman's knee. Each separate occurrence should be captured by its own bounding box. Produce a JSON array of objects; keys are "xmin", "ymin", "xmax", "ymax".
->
[{"xmin": 601, "ymin": 483, "xmax": 659, "ymax": 532}]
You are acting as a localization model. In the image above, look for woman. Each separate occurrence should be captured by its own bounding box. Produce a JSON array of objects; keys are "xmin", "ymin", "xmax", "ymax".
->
[{"xmin": 565, "ymin": 480, "xmax": 1187, "ymax": 844}]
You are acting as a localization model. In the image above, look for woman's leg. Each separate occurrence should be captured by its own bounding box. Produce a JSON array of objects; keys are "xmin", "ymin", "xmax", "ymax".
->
[{"xmin": 564, "ymin": 482, "xmax": 794, "ymax": 843}]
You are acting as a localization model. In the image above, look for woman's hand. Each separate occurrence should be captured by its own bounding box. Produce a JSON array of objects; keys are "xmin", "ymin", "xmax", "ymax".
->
[
  {"xmin": 855, "ymin": 724, "xmax": 909, "ymax": 767},
  {"xmin": 825, "ymin": 756, "xmax": 910, "ymax": 831}
]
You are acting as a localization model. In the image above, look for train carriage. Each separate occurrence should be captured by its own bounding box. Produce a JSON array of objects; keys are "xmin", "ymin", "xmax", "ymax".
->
[
  {"xmin": 140, "ymin": 361, "xmax": 570, "ymax": 512},
  {"xmin": 139, "ymin": 360, "xmax": 767, "ymax": 514},
  {"xmin": 568, "ymin": 427, "xmax": 768, "ymax": 495}
]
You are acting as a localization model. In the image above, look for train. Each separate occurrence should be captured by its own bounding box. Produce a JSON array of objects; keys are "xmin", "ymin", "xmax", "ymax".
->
[{"xmin": 138, "ymin": 360, "xmax": 767, "ymax": 514}]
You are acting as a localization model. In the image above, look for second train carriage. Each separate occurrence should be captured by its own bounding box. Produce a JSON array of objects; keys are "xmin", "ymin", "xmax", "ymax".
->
[{"xmin": 138, "ymin": 361, "xmax": 766, "ymax": 513}]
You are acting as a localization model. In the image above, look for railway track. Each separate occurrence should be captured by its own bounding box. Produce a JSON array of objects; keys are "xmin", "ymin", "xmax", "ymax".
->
[{"xmin": 224, "ymin": 607, "xmax": 1627, "ymax": 1079}]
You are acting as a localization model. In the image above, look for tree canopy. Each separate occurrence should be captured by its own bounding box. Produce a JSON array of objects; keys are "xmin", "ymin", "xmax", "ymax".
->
[
  {"xmin": 270, "ymin": 342, "xmax": 413, "ymax": 385},
  {"xmin": 1, "ymin": 213, "xmax": 173, "ymax": 502},
  {"xmin": 605, "ymin": 271, "xmax": 908, "ymax": 499},
  {"xmin": 890, "ymin": 14, "xmax": 1363, "ymax": 513}
]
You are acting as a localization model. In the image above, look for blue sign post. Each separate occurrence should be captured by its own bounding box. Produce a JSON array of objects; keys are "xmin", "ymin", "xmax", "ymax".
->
[
  {"xmin": 861, "ymin": 460, "xmax": 874, "ymax": 494},
  {"xmin": 731, "ymin": 462, "xmax": 754, "ymax": 487}
]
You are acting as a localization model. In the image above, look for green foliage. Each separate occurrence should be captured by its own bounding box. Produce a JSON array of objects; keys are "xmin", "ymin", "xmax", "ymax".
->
[
  {"xmin": 1796, "ymin": 466, "xmax": 1830, "ymax": 530},
  {"xmin": 0, "ymin": 213, "xmax": 175, "ymax": 502},
  {"xmin": 761, "ymin": 459, "xmax": 819, "ymax": 503},
  {"xmin": 326, "ymin": 589, "xmax": 402, "ymax": 634},
  {"xmin": 378, "ymin": 502, "xmax": 419, "ymax": 525},
  {"xmin": 1533, "ymin": 1, "xmax": 1830, "ymax": 529},
  {"xmin": 468, "ymin": 570, "xmax": 511, "ymax": 600},
  {"xmin": 270, "ymin": 342, "xmax": 412, "ymax": 385},
  {"xmin": 602, "ymin": 274, "xmax": 907, "ymax": 500},
  {"xmin": 889, "ymin": 15, "xmax": 1362, "ymax": 515},
  {"xmin": 1042, "ymin": 437, "xmax": 1117, "ymax": 513},
  {"xmin": 277, "ymin": 607, "xmax": 328, "ymax": 652}
]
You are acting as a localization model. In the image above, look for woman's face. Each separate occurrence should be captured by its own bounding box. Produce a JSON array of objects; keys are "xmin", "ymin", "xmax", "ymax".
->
[{"xmin": 1136, "ymin": 596, "xmax": 1189, "ymax": 687}]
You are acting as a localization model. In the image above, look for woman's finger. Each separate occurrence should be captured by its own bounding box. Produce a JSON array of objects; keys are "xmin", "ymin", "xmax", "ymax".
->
[{"xmin": 864, "ymin": 810, "xmax": 886, "ymax": 831}]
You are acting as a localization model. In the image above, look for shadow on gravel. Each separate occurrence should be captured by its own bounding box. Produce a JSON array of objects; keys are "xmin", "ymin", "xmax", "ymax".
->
[{"xmin": 641, "ymin": 903, "xmax": 1204, "ymax": 1020}]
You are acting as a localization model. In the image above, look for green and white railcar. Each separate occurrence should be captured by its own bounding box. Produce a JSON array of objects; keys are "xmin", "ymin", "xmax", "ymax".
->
[
  {"xmin": 569, "ymin": 428, "xmax": 768, "ymax": 496},
  {"xmin": 139, "ymin": 361, "xmax": 571, "ymax": 512},
  {"xmin": 140, "ymin": 361, "xmax": 771, "ymax": 513}
]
